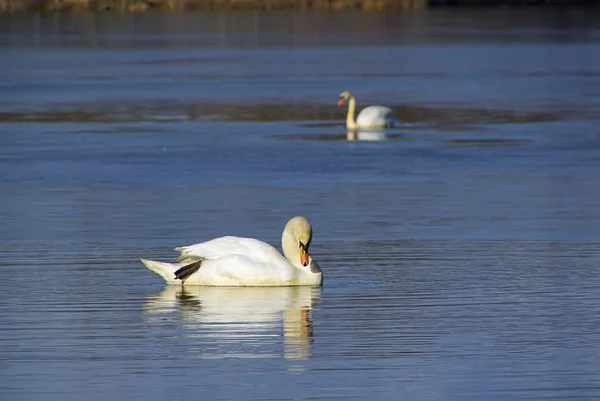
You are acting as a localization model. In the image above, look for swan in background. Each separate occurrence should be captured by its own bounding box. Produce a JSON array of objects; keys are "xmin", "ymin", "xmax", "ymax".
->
[
  {"xmin": 143, "ymin": 285, "xmax": 321, "ymax": 360},
  {"xmin": 141, "ymin": 216, "xmax": 323, "ymax": 286},
  {"xmin": 338, "ymin": 90, "xmax": 397, "ymax": 130}
]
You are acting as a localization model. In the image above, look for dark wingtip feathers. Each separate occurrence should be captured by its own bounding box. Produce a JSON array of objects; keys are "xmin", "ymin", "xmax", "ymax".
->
[{"xmin": 174, "ymin": 261, "xmax": 202, "ymax": 282}]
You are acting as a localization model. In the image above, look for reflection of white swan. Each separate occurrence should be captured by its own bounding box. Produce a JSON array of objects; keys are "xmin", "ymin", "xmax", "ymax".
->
[
  {"xmin": 141, "ymin": 216, "xmax": 323, "ymax": 286},
  {"xmin": 338, "ymin": 90, "xmax": 396, "ymax": 130},
  {"xmin": 143, "ymin": 286, "xmax": 321, "ymax": 359},
  {"xmin": 346, "ymin": 130, "xmax": 388, "ymax": 141}
]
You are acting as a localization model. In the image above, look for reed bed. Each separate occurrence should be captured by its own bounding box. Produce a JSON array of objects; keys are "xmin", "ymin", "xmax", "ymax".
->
[{"xmin": 2, "ymin": 0, "xmax": 596, "ymax": 13}]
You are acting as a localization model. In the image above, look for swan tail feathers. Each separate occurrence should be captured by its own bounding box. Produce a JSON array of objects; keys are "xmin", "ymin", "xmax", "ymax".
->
[{"xmin": 140, "ymin": 258, "xmax": 183, "ymax": 284}]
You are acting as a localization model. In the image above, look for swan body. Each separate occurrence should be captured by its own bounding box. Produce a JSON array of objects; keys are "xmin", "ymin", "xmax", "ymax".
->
[
  {"xmin": 338, "ymin": 90, "xmax": 396, "ymax": 129},
  {"xmin": 141, "ymin": 216, "xmax": 322, "ymax": 287}
]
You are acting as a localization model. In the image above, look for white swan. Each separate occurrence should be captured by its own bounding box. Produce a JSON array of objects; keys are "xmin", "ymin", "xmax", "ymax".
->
[
  {"xmin": 141, "ymin": 216, "xmax": 322, "ymax": 286},
  {"xmin": 338, "ymin": 90, "xmax": 396, "ymax": 129}
]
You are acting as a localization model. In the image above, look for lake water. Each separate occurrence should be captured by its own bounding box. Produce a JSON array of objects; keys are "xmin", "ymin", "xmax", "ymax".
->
[{"xmin": 1, "ymin": 9, "xmax": 600, "ymax": 401}]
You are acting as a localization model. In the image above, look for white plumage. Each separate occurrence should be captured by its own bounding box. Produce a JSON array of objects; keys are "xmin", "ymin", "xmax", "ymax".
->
[
  {"xmin": 141, "ymin": 217, "xmax": 322, "ymax": 287},
  {"xmin": 338, "ymin": 90, "xmax": 397, "ymax": 129},
  {"xmin": 355, "ymin": 105, "xmax": 395, "ymax": 128}
]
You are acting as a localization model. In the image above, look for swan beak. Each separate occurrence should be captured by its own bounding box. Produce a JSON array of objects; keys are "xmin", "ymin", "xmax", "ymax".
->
[
  {"xmin": 299, "ymin": 242, "xmax": 309, "ymax": 266},
  {"xmin": 337, "ymin": 97, "xmax": 345, "ymax": 107}
]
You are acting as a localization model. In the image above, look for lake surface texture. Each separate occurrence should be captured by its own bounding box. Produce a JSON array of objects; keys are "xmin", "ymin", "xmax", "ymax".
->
[{"xmin": 1, "ymin": 9, "xmax": 600, "ymax": 401}]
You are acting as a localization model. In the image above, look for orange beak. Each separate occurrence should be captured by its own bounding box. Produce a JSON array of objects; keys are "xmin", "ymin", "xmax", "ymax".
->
[
  {"xmin": 337, "ymin": 97, "xmax": 345, "ymax": 107},
  {"xmin": 299, "ymin": 245, "xmax": 309, "ymax": 266}
]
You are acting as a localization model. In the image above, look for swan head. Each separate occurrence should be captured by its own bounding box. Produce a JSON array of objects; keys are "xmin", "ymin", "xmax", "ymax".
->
[
  {"xmin": 338, "ymin": 90, "xmax": 353, "ymax": 106},
  {"xmin": 282, "ymin": 216, "xmax": 313, "ymax": 268}
]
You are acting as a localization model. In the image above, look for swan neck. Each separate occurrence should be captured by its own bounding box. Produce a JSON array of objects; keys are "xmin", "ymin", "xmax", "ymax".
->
[
  {"xmin": 282, "ymin": 229, "xmax": 300, "ymax": 267},
  {"xmin": 346, "ymin": 96, "xmax": 357, "ymax": 129},
  {"xmin": 282, "ymin": 228, "xmax": 315, "ymax": 273}
]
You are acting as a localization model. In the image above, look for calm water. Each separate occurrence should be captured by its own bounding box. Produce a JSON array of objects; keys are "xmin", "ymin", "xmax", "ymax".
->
[{"xmin": 1, "ymin": 9, "xmax": 600, "ymax": 401}]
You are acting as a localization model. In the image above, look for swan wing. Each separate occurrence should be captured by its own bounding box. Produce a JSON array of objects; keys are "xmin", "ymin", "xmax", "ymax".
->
[
  {"xmin": 356, "ymin": 105, "xmax": 396, "ymax": 128},
  {"xmin": 175, "ymin": 236, "xmax": 283, "ymax": 264},
  {"xmin": 173, "ymin": 236, "xmax": 294, "ymax": 285}
]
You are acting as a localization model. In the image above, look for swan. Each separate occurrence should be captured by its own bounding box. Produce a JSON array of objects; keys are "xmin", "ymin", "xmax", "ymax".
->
[
  {"xmin": 140, "ymin": 216, "xmax": 322, "ymax": 286},
  {"xmin": 338, "ymin": 90, "xmax": 396, "ymax": 130}
]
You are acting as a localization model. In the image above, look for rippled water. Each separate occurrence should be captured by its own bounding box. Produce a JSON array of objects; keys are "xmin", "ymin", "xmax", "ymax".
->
[{"xmin": 1, "ymin": 9, "xmax": 600, "ymax": 401}]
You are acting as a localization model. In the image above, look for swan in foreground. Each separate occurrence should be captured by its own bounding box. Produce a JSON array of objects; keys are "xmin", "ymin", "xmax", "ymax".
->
[
  {"xmin": 338, "ymin": 90, "xmax": 396, "ymax": 129},
  {"xmin": 141, "ymin": 216, "xmax": 322, "ymax": 286}
]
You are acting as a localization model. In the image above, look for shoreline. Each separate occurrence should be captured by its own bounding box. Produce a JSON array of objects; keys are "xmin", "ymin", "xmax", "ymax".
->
[{"xmin": 1, "ymin": 0, "xmax": 599, "ymax": 14}]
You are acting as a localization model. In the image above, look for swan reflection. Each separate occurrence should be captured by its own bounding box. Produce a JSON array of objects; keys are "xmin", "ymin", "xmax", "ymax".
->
[
  {"xmin": 346, "ymin": 130, "xmax": 388, "ymax": 141},
  {"xmin": 143, "ymin": 286, "xmax": 321, "ymax": 360}
]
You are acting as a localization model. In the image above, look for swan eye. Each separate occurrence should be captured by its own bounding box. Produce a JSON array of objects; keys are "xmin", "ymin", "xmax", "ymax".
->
[{"xmin": 299, "ymin": 241, "xmax": 308, "ymax": 251}]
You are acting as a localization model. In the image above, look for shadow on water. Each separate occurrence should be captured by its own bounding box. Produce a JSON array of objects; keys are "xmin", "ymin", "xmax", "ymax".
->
[
  {"xmin": 445, "ymin": 138, "xmax": 532, "ymax": 147},
  {"xmin": 270, "ymin": 132, "xmax": 407, "ymax": 141},
  {"xmin": 0, "ymin": 101, "xmax": 565, "ymax": 124},
  {"xmin": 143, "ymin": 285, "xmax": 321, "ymax": 360}
]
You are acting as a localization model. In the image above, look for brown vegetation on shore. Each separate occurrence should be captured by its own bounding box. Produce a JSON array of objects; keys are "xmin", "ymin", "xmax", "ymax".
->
[
  {"xmin": 0, "ymin": 0, "xmax": 427, "ymax": 13},
  {"xmin": 1, "ymin": 0, "xmax": 597, "ymax": 13}
]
